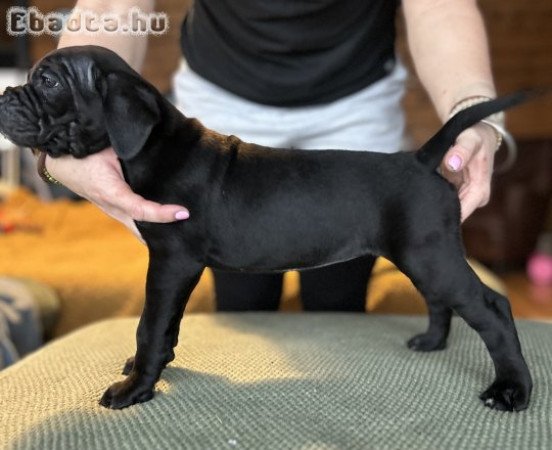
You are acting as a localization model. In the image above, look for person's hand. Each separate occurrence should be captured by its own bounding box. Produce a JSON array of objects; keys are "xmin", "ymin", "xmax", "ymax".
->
[
  {"xmin": 46, "ymin": 147, "xmax": 190, "ymax": 241},
  {"xmin": 441, "ymin": 123, "xmax": 498, "ymax": 222}
]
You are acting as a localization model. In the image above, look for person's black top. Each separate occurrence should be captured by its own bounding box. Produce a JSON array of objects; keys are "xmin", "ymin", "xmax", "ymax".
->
[{"xmin": 180, "ymin": 0, "xmax": 400, "ymax": 107}]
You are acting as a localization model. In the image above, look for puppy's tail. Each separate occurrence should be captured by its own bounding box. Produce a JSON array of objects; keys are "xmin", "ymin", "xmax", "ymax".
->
[{"xmin": 416, "ymin": 89, "xmax": 545, "ymax": 171}]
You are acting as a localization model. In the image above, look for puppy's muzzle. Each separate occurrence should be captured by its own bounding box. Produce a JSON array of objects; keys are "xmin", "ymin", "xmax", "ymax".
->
[
  {"xmin": 0, "ymin": 83, "xmax": 109, "ymax": 157},
  {"xmin": 0, "ymin": 85, "xmax": 42, "ymax": 147}
]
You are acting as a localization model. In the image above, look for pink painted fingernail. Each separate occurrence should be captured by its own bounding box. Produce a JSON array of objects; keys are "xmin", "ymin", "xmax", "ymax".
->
[
  {"xmin": 447, "ymin": 154, "xmax": 463, "ymax": 172},
  {"xmin": 175, "ymin": 210, "xmax": 189, "ymax": 220}
]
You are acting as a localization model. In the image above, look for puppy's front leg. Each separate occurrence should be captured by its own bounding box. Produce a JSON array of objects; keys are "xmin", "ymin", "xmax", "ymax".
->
[{"xmin": 100, "ymin": 248, "xmax": 203, "ymax": 409}]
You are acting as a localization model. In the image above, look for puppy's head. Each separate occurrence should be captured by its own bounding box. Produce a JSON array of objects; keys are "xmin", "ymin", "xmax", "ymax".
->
[{"xmin": 0, "ymin": 45, "xmax": 160, "ymax": 160}]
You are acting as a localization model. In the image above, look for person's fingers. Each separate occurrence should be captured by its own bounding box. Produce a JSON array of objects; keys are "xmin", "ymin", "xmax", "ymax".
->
[
  {"xmin": 442, "ymin": 128, "xmax": 482, "ymax": 174},
  {"xmin": 440, "ymin": 129, "xmax": 481, "ymax": 194},
  {"xmin": 114, "ymin": 189, "xmax": 190, "ymax": 223},
  {"xmin": 458, "ymin": 172, "xmax": 491, "ymax": 222},
  {"xmin": 439, "ymin": 125, "xmax": 496, "ymax": 222},
  {"xmin": 92, "ymin": 174, "xmax": 189, "ymax": 221},
  {"xmin": 45, "ymin": 147, "xmax": 190, "ymax": 239}
]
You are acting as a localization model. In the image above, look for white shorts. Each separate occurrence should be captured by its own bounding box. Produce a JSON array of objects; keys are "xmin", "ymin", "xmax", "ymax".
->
[{"xmin": 172, "ymin": 59, "xmax": 409, "ymax": 153}]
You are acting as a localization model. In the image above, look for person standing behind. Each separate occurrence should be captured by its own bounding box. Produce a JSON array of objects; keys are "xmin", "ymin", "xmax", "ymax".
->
[{"xmin": 45, "ymin": 0, "xmax": 504, "ymax": 311}]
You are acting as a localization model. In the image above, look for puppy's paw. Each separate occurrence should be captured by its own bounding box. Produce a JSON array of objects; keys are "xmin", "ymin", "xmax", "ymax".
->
[
  {"xmin": 479, "ymin": 379, "xmax": 531, "ymax": 412},
  {"xmin": 122, "ymin": 356, "xmax": 135, "ymax": 375},
  {"xmin": 406, "ymin": 333, "xmax": 447, "ymax": 352},
  {"xmin": 100, "ymin": 373, "xmax": 155, "ymax": 409}
]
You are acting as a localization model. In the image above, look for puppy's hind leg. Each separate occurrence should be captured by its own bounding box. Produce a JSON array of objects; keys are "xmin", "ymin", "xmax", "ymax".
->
[
  {"xmin": 394, "ymin": 246, "xmax": 532, "ymax": 411},
  {"xmin": 407, "ymin": 301, "xmax": 452, "ymax": 352},
  {"xmin": 476, "ymin": 284, "xmax": 533, "ymax": 411}
]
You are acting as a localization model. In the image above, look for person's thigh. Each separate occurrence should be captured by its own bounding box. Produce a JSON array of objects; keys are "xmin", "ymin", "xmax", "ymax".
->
[{"xmin": 300, "ymin": 255, "xmax": 377, "ymax": 311}]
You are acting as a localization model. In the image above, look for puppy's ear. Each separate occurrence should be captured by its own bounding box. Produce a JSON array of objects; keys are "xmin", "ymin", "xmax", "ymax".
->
[{"xmin": 102, "ymin": 73, "xmax": 160, "ymax": 160}]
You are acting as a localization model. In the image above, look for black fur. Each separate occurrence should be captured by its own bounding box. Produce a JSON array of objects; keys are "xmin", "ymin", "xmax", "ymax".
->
[{"xmin": 0, "ymin": 46, "xmax": 536, "ymax": 411}]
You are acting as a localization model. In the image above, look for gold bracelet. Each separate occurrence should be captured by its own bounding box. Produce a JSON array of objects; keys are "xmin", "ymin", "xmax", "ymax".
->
[{"xmin": 36, "ymin": 151, "xmax": 62, "ymax": 185}]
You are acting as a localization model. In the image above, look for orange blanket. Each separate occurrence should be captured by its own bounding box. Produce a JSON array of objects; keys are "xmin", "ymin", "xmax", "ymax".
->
[{"xmin": 0, "ymin": 190, "xmax": 217, "ymax": 336}]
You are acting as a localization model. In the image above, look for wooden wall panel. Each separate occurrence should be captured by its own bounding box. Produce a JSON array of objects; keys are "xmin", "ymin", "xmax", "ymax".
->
[{"xmin": 399, "ymin": 0, "xmax": 552, "ymax": 144}]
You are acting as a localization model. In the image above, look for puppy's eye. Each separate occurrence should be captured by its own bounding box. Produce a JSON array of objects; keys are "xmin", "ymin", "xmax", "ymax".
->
[{"xmin": 41, "ymin": 74, "xmax": 59, "ymax": 88}]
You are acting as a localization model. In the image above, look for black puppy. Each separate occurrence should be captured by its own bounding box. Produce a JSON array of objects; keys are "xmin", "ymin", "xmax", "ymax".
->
[{"xmin": 0, "ymin": 46, "xmax": 535, "ymax": 411}]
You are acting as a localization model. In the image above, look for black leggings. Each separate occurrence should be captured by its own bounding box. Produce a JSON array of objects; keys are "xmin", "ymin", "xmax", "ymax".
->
[{"xmin": 214, "ymin": 255, "xmax": 377, "ymax": 311}]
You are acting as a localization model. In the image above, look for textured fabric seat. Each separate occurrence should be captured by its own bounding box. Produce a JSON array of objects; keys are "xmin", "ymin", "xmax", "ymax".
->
[{"xmin": 1, "ymin": 314, "xmax": 551, "ymax": 449}]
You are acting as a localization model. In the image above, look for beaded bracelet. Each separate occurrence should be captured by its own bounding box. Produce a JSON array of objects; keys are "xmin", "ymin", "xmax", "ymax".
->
[{"xmin": 36, "ymin": 151, "xmax": 62, "ymax": 185}]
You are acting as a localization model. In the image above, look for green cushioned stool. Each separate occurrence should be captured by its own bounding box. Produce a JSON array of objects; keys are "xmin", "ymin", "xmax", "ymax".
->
[{"xmin": 1, "ymin": 314, "xmax": 551, "ymax": 449}]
